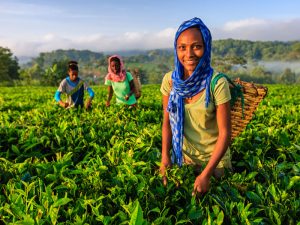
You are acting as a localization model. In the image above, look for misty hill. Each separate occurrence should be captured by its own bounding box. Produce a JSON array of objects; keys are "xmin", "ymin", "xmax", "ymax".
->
[
  {"xmin": 17, "ymin": 39, "xmax": 300, "ymax": 85},
  {"xmin": 24, "ymin": 39, "xmax": 300, "ymax": 68},
  {"xmin": 212, "ymin": 39, "xmax": 300, "ymax": 61}
]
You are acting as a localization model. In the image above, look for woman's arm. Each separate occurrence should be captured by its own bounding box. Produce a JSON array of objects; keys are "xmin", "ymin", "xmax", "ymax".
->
[
  {"xmin": 106, "ymin": 85, "xmax": 113, "ymax": 107},
  {"xmin": 54, "ymin": 90, "xmax": 69, "ymax": 108},
  {"xmin": 193, "ymin": 101, "xmax": 231, "ymax": 195},
  {"xmin": 125, "ymin": 80, "xmax": 135, "ymax": 100},
  {"xmin": 160, "ymin": 94, "xmax": 173, "ymax": 185},
  {"xmin": 85, "ymin": 87, "xmax": 94, "ymax": 109}
]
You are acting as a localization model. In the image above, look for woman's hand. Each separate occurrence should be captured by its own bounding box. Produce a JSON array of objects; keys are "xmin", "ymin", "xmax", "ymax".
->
[
  {"xmin": 124, "ymin": 94, "xmax": 129, "ymax": 101},
  {"xmin": 105, "ymin": 101, "xmax": 110, "ymax": 107},
  {"xmin": 192, "ymin": 173, "xmax": 210, "ymax": 196},
  {"xmin": 85, "ymin": 99, "xmax": 92, "ymax": 109},
  {"xmin": 160, "ymin": 157, "xmax": 171, "ymax": 186},
  {"xmin": 59, "ymin": 101, "xmax": 69, "ymax": 108}
]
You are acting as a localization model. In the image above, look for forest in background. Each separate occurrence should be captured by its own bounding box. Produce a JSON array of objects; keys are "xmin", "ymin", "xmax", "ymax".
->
[{"xmin": 1, "ymin": 39, "xmax": 300, "ymax": 86}]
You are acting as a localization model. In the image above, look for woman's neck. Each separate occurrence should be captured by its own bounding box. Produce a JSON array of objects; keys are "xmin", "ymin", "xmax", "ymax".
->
[{"xmin": 183, "ymin": 70, "xmax": 193, "ymax": 80}]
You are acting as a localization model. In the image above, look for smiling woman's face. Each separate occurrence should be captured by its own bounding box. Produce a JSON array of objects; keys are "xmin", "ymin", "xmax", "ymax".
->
[
  {"xmin": 110, "ymin": 59, "xmax": 121, "ymax": 74},
  {"xmin": 176, "ymin": 27, "xmax": 204, "ymax": 77}
]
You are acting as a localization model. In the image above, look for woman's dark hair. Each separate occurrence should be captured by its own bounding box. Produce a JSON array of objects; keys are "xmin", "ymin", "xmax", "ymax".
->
[
  {"xmin": 110, "ymin": 57, "xmax": 120, "ymax": 64},
  {"xmin": 68, "ymin": 60, "xmax": 78, "ymax": 71}
]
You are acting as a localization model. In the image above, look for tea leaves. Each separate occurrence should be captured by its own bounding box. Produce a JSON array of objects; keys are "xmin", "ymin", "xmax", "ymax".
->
[{"xmin": 0, "ymin": 85, "xmax": 299, "ymax": 224}]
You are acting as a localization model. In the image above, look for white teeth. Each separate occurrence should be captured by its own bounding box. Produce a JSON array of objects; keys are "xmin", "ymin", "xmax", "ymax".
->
[{"xmin": 186, "ymin": 61, "xmax": 196, "ymax": 65}]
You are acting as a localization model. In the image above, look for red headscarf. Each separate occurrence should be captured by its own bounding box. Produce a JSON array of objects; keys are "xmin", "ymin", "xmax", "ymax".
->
[{"xmin": 105, "ymin": 55, "xmax": 126, "ymax": 82}]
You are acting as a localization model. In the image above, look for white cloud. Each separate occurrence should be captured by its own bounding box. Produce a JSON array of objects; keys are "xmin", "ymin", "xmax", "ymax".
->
[
  {"xmin": 1, "ymin": 18, "xmax": 300, "ymax": 58},
  {"xmin": 156, "ymin": 28, "xmax": 177, "ymax": 38},
  {"xmin": 43, "ymin": 33, "xmax": 56, "ymax": 41},
  {"xmin": 0, "ymin": 28, "xmax": 176, "ymax": 57},
  {"xmin": 213, "ymin": 18, "xmax": 300, "ymax": 41},
  {"xmin": 223, "ymin": 18, "xmax": 268, "ymax": 31}
]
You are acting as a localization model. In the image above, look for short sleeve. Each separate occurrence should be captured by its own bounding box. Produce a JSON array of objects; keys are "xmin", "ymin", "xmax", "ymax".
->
[
  {"xmin": 126, "ymin": 72, "xmax": 133, "ymax": 82},
  {"xmin": 57, "ymin": 79, "xmax": 66, "ymax": 93},
  {"xmin": 160, "ymin": 71, "xmax": 173, "ymax": 96},
  {"xmin": 213, "ymin": 77, "xmax": 231, "ymax": 105}
]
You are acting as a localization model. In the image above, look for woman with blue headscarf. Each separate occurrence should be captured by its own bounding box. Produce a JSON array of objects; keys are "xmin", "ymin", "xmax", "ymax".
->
[{"xmin": 160, "ymin": 18, "xmax": 232, "ymax": 195}]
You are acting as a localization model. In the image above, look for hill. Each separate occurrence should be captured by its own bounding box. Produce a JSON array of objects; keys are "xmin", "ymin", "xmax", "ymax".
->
[{"xmin": 17, "ymin": 39, "xmax": 300, "ymax": 85}]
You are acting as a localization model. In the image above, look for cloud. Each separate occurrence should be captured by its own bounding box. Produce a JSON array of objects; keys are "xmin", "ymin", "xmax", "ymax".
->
[
  {"xmin": 212, "ymin": 18, "xmax": 300, "ymax": 41},
  {"xmin": 0, "ymin": 28, "xmax": 176, "ymax": 57},
  {"xmin": 1, "ymin": 18, "xmax": 300, "ymax": 58},
  {"xmin": 223, "ymin": 18, "xmax": 268, "ymax": 31}
]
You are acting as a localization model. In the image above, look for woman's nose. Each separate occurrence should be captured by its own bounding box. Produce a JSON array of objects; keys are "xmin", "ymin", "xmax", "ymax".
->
[{"xmin": 186, "ymin": 47, "xmax": 195, "ymax": 57}]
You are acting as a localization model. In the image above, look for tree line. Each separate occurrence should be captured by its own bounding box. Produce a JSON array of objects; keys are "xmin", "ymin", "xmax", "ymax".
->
[{"xmin": 1, "ymin": 39, "xmax": 300, "ymax": 86}]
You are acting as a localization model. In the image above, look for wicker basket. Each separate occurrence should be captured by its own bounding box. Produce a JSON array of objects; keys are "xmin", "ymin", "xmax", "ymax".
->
[
  {"xmin": 230, "ymin": 78, "xmax": 268, "ymax": 140},
  {"xmin": 132, "ymin": 73, "xmax": 142, "ymax": 99}
]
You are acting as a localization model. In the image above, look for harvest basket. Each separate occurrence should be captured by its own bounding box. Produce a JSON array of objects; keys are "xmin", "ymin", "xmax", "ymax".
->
[
  {"xmin": 230, "ymin": 78, "xmax": 268, "ymax": 140},
  {"xmin": 132, "ymin": 73, "xmax": 142, "ymax": 99}
]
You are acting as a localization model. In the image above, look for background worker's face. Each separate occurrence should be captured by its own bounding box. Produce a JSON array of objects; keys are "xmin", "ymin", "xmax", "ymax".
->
[
  {"xmin": 68, "ymin": 69, "xmax": 78, "ymax": 81},
  {"xmin": 176, "ymin": 27, "xmax": 204, "ymax": 76},
  {"xmin": 110, "ymin": 60, "xmax": 121, "ymax": 74}
]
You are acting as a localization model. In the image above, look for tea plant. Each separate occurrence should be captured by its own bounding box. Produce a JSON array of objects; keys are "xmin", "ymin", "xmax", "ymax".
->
[{"xmin": 0, "ymin": 85, "xmax": 299, "ymax": 224}]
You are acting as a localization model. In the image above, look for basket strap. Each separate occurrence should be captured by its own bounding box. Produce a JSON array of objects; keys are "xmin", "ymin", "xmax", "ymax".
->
[
  {"xmin": 211, "ymin": 73, "xmax": 245, "ymax": 118},
  {"xmin": 210, "ymin": 73, "xmax": 228, "ymax": 94}
]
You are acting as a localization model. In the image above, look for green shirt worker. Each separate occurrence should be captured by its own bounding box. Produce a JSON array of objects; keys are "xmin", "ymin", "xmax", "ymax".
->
[{"xmin": 105, "ymin": 55, "xmax": 137, "ymax": 107}]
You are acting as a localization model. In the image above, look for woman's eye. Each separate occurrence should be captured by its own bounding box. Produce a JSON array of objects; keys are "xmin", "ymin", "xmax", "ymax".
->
[
  {"xmin": 177, "ymin": 45, "xmax": 185, "ymax": 51},
  {"xmin": 194, "ymin": 45, "xmax": 203, "ymax": 49}
]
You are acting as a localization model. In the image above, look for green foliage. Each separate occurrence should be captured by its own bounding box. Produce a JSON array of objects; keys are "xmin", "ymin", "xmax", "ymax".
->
[
  {"xmin": 0, "ymin": 84, "xmax": 299, "ymax": 224},
  {"xmin": 0, "ymin": 47, "xmax": 20, "ymax": 84},
  {"xmin": 212, "ymin": 39, "xmax": 299, "ymax": 61},
  {"xmin": 280, "ymin": 68, "xmax": 296, "ymax": 84},
  {"xmin": 18, "ymin": 64, "xmax": 43, "ymax": 86},
  {"xmin": 41, "ymin": 59, "xmax": 70, "ymax": 86}
]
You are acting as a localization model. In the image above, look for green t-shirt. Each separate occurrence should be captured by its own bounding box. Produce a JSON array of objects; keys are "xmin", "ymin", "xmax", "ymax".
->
[
  {"xmin": 160, "ymin": 71, "xmax": 232, "ymax": 168},
  {"xmin": 105, "ymin": 72, "xmax": 137, "ymax": 105}
]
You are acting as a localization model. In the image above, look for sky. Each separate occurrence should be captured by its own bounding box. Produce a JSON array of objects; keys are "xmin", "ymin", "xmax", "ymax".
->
[{"xmin": 1, "ymin": 0, "xmax": 300, "ymax": 58}]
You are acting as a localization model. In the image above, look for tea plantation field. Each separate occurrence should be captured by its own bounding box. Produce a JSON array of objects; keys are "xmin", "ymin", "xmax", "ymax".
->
[{"xmin": 0, "ymin": 85, "xmax": 299, "ymax": 224}]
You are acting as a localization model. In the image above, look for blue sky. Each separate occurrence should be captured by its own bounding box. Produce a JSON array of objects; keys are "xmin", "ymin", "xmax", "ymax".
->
[{"xmin": 1, "ymin": 0, "xmax": 300, "ymax": 57}]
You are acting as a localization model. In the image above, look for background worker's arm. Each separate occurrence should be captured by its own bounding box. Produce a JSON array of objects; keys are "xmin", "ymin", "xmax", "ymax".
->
[
  {"xmin": 54, "ymin": 90, "xmax": 69, "ymax": 108},
  {"xmin": 106, "ymin": 85, "xmax": 113, "ymax": 106},
  {"xmin": 86, "ymin": 87, "xmax": 94, "ymax": 109}
]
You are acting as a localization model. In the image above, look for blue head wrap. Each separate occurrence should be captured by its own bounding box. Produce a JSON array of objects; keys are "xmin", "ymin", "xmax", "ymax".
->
[{"xmin": 167, "ymin": 17, "xmax": 214, "ymax": 166}]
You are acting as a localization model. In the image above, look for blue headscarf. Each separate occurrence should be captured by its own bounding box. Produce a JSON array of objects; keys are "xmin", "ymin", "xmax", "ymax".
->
[{"xmin": 167, "ymin": 17, "xmax": 214, "ymax": 166}]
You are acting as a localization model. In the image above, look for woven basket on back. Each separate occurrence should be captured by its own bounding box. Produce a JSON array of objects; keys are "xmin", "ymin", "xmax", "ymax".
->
[
  {"xmin": 230, "ymin": 78, "xmax": 268, "ymax": 140},
  {"xmin": 132, "ymin": 72, "xmax": 142, "ymax": 99}
]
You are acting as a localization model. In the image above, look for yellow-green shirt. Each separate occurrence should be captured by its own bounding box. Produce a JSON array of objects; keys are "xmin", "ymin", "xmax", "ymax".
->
[{"xmin": 160, "ymin": 71, "xmax": 232, "ymax": 168}]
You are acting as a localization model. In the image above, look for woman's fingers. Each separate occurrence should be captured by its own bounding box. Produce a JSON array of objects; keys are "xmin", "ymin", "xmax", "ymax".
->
[
  {"xmin": 192, "ymin": 186, "xmax": 206, "ymax": 197},
  {"xmin": 162, "ymin": 175, "xmax": 168, "ymax": 186},
  {"xmin": 160, "ymin": 164, "xmax": 169, "ymax": 186},
  {"xmin": 192, "ymin": 184, "xmax": 200, "ymax": 196},
  {"xmin": 192, "ymin": 174, "xmax": 210, "ymax": 196}
]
